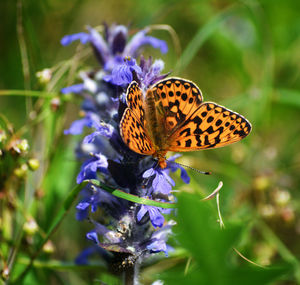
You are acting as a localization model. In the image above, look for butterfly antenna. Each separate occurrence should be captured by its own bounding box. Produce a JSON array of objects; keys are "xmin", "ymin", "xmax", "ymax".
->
[{"xmin": 169, "ymin": 160, "xmax": 211, "ymax": 175}]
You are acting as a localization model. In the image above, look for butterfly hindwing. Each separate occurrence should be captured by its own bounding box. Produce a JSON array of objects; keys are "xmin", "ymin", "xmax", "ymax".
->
[
  {"xmin": 120, "ymin": 108, "xmax": 154, "ymax": 155},
  {"xmin": 168, "ymin": 102, "xmax": 252, "ymax": 151},
  {"xmin": 151, "ymin": 78, "xmax": 203, "ymax": 132}
]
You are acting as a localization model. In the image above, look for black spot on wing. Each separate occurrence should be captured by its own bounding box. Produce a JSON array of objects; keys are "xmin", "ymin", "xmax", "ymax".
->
[
  {"xmin": 216, "ymin": 119, "xmax": 222, "ymax": 126},
  {"xmin": 185, "ymin": 139, "xmax": 192, "ymax": 147}
]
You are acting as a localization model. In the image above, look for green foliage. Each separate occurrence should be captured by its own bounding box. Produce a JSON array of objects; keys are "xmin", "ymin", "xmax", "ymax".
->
[{"xmin": 159, "ymin": 193, "xmax": 290, "ymax": 285}]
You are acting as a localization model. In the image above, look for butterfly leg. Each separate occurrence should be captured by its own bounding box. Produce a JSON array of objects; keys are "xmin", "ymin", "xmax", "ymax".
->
[{"xmin": 153, "ymin": 151, "xmax": 168, "ymax": 169}]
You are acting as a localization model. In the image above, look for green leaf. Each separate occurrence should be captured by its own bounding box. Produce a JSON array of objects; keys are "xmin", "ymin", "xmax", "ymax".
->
[
  {"xmin": 175, "ymin": 192, "xmax": 242, "ymax": 283},
  {"xmin": 275, "ymin": 89, "xmax": 300, "ymax": 108},
  {"xmin": 159, "ymin": 192, "xmax": 291, "ymax": 285},
  {"xmin": 175, "ymin": 6, "xmax": 240, "ymax": 73},
  {"xmin": 88, "ymin": 179, "xmax": 176, "ymax": 209}
]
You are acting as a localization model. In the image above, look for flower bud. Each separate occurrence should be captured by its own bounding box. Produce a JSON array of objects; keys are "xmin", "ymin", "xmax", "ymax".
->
[
  {"xmin": 23, "ymin": 217, "xmax": 38, "ymax": 235},
  {"xmin": 51, "ymin": 97, "xmax": 61, "ymax": 112},
  {"xmin": 36, "ymin": 68, "xmax": 52, "ymax": 84},
  {"xmin": 28, "ymin": 158, "xmax": 40, "ymax": 171},
  {"xmin": 253, "ymin": 175, "xmax": 270, "ymax": 191},
  {"xmin": 260, "ymin": 204, "xmax": 275, "ymax": 219},
  {"xmin": 14, "ymin": 139, "xmax": 29, "ymax": 154},
  {"xmin": 14, "ymin": 164, "xmax": 28, "ymax": 178},
  {"xmin": 273, "ymin": 190, "xmax": 290, "ymax": 207},
  {"xmin": 43, "ymin": 240, "xmax": 55, "ymax": 254}
]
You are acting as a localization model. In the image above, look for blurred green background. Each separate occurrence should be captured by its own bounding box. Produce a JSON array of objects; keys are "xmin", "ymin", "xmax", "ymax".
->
[{"xmin": 1, "ymin": 0, "xmax": 300, "ymax": 284}]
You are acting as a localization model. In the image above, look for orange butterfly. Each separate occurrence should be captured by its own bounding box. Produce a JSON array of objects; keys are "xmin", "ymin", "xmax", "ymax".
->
[{"xmin": 120, "ymin": 78, "xmax": 251, "ymax": 169}]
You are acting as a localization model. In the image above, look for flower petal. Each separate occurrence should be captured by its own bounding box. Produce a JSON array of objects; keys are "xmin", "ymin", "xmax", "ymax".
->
[
  {"xmin": 105, "ymin": 58, "xmax": 142, "ymax": 86},
  {"xmin": 64, "ymin": 118, "xmax": 89, "ymax": 135},
  {"xmin": 125, "ymin": 30, "xmax": 168, "ymax": 57},
  {"xmin": 148, "ymin": 207, "xmax": 165, "ymax": 228},
  {"xmin": 137, "ymin": 204, "xmax": 148, "ymax": 221},
  {"xmin": 83, "ymin": 132, "xmax": 102, "ymax": 144},
  {"xmin": 152, "ymin": 171, "xmax": 172, "ymax": 194},
  {"xmin": 76, "ymin": 208, "xmax": 89, "ymax": 221},
  {"xmin": 86, "ymin": 230, "xmax": 99, "ymax": 244},
  {"xmin": 143, "ymin": 168, "xmax": 155, "ymax": 178},
  {"xmin": 88, "ymin": 27, "xmax": 110, "ymax": 66},
  {"xmin": 179, "ymin": 166, "xmax": 190, "ymax": 184},
  {"xmin": 147, "ymin": 239, "xmax": 167, "ymax": 255},
  {"xmin": 60, "ymin": 32, "xmax": 90, "ymax": 46},
  {"xmin": 61, "ymin": 83, "xmax": 84, "ymax": 94},
  {"xmin": 110, "ymin": 25, "xmax": 128, "ymax": 54},
  {"xmin": 76, "ymin": 155, "xmax": 108, "ymax": 184}
]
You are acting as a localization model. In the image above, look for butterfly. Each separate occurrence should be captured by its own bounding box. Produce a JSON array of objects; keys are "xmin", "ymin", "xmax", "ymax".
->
[{"xmin": 120, "ymin": 78, "xmax": 252, "ymax": 169}]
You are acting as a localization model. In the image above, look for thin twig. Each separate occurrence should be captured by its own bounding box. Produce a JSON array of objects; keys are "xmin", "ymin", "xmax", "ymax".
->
[
  {"xmin": 147, "ymin": 24, "xmax": 181, "ymax": 58},
  {"xmin": 233, "ymin": 248, "xmax": 266, "ymax": 268},
  {"xmin": 11, "ymin": 182, "xmax": 85, "ymax": 283},
  {"xmin": 202, "ymin": 181, "xmax": 223, "ymax": 201},
  {"xmin": 16, "ymin": 0, "xmax": 30, "ymax": 90}
]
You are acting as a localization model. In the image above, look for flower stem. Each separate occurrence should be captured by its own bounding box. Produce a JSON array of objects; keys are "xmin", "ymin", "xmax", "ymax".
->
[{"xmin": 123, "ymin": 259, "xmax": 139, "ymax": 285}]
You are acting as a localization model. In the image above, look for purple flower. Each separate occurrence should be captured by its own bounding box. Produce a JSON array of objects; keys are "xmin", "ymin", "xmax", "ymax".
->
[
  {"xmin": 147, "ymin": 220, "xmax": 176, "ymax": 256},
  {"xmin": 104, "ymin": 57, "xmax": 142, "ymax": 86},
  {"xmin": 88, "ymin": 27, "xmax": 110, "ymax": 66},
  {"xmin": 60, "ymin": 25, "xmax": 168, "ymax": 74},
  {"xmin": 76, "ymin": 184, "xmax": 122, "ymax": 220},
  {"xmin": 62, "ymin": 24, "xmax": 181, "ymax": 274},
  {"xmin": 142, "ymin": 59, "xmax": 165, "ymax": 87},
  {"xmin": 143, "ymin": 167, "xmax": 175, "ymax": 195},
  {"xmin": 86, "ymin": 230, "xmax": 100, "ymax": 244},
  {"xmin": 83, "ymin": 122, "xmax": 114, "ymax": 144},
  {"xmin": 64, "ymin": 118, "xmax": 90, "ymax": 135},
  {"xmin": 168, "ymin": 154, "xmax": 190, "ymax": 184},
  {"xmin": 147, "ymin": 239, "xmax": 168, "ymax": 255},
  {"xmin": 124, "ymin": 29, "xmax": 168, "ymax": 58},
  {"xmin": 65, "ymin": 111, "xmax": 114, "ymax": 139},
  {"xmin": 76, "ymin": 200, "xmax": 91, "ymax": 220},
  {"xmin": 108, "ymin": 25, "xmax": 127, "ymax": 54},
  {"xmin": 61, "ymin": 32, "xmax": 90, "ymax": 46},
  {"xmin": 61, "ymin": 83, "xmax": 85, "ymax": 94},
  {"xmin": 76, "ymin": 153, "xmax": 108, "ymax": 184},
  {"xmin": 137, "ymin": 56, "xmax": 170, "ymax": 88},
  {"xmin": 137, "ymin": 204, "xmax": 165, "ymax": 228}
]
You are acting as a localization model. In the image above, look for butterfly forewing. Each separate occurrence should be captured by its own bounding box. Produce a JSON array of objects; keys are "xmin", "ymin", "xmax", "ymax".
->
[
  {"xmin": 151, "ymin": 78, "xmax": 203, "ymax": 133},
  {"xmin": 120, "ymin": 108, "xmax": 154, "ymax": 155},
  {"xmin": 121, "ymin": 81, "xmax": 155, "ymax": 155},
  {"xmin": 125, "ymin": 81, "xmax": 146, "ymax": 126},
  {"xmin": 168, "ymin": 102, "xmax": 252, "ymax": 151}
]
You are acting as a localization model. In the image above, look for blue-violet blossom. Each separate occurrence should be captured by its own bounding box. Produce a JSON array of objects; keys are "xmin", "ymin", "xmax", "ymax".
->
[{"xmin": 62, "ymin": 24, "xmax": 189, "ymax": 274}]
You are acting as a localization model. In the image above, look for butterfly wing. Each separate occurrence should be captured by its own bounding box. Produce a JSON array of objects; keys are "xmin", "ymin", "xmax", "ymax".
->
[
  {"xmin": 151, "ymin": 78, "xmax": 203, "ymax": 133},
  {"xmin": 168, "ymin": 102, "xmax": 252, "ymax": 151},
  {"xmin": 120, "ymin": 82, "xmax": 154, "ymax": 155},
  {"xmin": 125, "ymin": 81, "xmax": 145, "ymax": 126}
]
